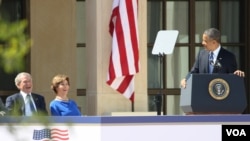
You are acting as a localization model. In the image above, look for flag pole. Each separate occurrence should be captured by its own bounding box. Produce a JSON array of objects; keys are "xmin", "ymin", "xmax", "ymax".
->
[{"xmin": 131, "ymin": 101, "xmax": 134, "ymax": 112}]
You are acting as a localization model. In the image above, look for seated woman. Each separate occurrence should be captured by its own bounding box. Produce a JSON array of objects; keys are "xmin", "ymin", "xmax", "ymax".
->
[{"xmin": 50, "ymin": 74, "xmax": 81, "ymax": 116}]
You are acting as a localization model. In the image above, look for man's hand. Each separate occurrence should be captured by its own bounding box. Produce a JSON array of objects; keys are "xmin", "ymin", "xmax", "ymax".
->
[
  {"xmin": 0, "ymin": 111, "xmax": 6, "ymax": 116},
  {"xmin": 180, "ymin": 78, "xmax": 187, "ymax": 89},
  {"xmin": 234, "ymin": 70, "xmax": 245, "ymax": 77}
]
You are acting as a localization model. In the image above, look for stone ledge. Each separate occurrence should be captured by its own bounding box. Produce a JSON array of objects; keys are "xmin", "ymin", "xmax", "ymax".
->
[{"xmin": 111, "ymin": 112, "xmax": 162, "ymax": 116}]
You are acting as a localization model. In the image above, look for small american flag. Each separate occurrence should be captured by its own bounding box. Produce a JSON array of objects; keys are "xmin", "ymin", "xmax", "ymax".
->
[{"xmin": 33, "ymin": 128, "xmax": 69, "ymax": 141}]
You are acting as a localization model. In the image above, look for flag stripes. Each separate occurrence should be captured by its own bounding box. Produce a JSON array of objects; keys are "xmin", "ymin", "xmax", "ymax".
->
[
  {"xmin": 33, "ymin": 128, "xmax": 69, "ymax": 141},
  {"xmin": 107, "ymin": 0, "xmax": 139, "ymax": 101}
]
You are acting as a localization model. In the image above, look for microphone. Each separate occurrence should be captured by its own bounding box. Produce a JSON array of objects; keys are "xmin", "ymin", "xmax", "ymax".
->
[
  {"xmin": 209, "ymin": 57, "xmax": 222, "ymax": 73},
  {"xmin": 214, "ymin": 58, "xmax": 222, "ymax": 68},
  {"xmin": 214, "ymin": 58, "xmax": 222, "ymax": 72},
  {"xmin": 210, "ymin": 60, "xmax": 214, "ymax": 66}
]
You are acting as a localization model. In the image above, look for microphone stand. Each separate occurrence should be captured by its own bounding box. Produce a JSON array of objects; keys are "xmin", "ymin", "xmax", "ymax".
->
[
  {"xmin": 155, "ymin": 53, "xmax": 164, "ymax": 115},
  {"xmin": 151, "ymin": 30, "xmax": 178, "ymax": 115}
]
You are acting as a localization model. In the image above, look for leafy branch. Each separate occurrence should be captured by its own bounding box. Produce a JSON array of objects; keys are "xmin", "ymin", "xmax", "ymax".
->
[{"xmin": 0, "ymin": 19, "xmax": 31, "ymax": 73}]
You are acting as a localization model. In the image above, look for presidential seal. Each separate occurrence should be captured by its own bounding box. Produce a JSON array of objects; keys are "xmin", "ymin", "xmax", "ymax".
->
[{"xmin": 208, "ymin": 78, "xmax": 230, "ymax": 100}]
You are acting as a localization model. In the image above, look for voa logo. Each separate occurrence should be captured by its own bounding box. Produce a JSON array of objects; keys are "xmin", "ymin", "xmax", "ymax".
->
[{"xmin": 226, "ymin": 129, "xmax": 246, "ymax": 136}]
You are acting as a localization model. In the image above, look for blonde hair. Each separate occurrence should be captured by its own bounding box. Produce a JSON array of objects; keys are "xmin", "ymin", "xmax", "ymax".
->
[{"xmin": 51, "ymin": 74, "xmax": 70, "ymax": 93}]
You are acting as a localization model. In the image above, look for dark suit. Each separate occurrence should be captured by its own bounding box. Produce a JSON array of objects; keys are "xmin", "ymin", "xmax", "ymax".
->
[
  {"xmin": 0, "ymin": 97, "xmax": 8, "ymax": 112},
  {"xmin": 186, "ymin": 47, "xmax": 237, "ymax": 79},
  {"xmin": 5, "ymin": 93, "xmax": 48, "ymax": 116}
]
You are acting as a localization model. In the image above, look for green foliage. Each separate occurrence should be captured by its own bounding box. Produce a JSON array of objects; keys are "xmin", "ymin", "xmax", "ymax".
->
[{"xmin": 0, "ymin": 19, "xmax": 31, "ymax": 73}]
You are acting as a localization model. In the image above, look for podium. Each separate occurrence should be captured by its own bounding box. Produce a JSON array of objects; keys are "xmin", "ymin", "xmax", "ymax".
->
[{"xmin": 180, "ymin": 74, "xmax": 247, "ymax": 114}]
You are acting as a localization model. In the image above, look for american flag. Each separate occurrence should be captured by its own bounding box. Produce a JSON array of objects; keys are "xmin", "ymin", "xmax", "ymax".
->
[
  {"xmin": 33, "ymin": 128, "xmax": 69, "ymax": 141},
  {"xmin": 107, "ymin": 0, "xmax": 139, "ymax": 102}
]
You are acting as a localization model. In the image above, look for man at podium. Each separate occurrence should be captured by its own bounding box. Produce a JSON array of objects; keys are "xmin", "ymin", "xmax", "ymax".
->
[{"xmin": 180, "ymin": 28, "xmax": 245, "ymax": 88}]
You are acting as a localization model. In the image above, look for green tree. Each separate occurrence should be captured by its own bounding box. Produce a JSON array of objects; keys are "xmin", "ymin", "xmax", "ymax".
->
[{"xmin": 0, "ymin": 19, "xmax": 31, "ymax": 73}]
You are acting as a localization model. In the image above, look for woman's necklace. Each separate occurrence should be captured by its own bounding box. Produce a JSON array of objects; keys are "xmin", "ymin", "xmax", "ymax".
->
[{"xmin": 55, "ymin": 96, "xmax": 69, "ymax": 101}]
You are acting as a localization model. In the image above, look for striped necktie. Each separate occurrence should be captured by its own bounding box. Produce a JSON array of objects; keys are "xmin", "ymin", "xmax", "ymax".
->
[
  {"xmin": 25, "ymin": 94, "xmax": 35, "ymax": 116},
  {"xmin": 209, "ymin": 52, "xmax": 214, "ymax": 73}
]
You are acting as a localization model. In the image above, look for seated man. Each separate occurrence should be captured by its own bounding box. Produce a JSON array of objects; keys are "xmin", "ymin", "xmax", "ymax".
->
[
  {"xmin": 5, "ymin": 72, "xmax": 48, "ymax": 116},
  {"xmin": 0, "ymin": 97, "xmax": 8, "ymax": 116}
]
